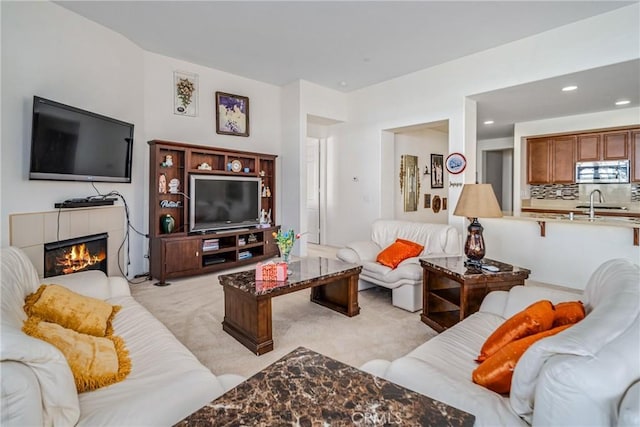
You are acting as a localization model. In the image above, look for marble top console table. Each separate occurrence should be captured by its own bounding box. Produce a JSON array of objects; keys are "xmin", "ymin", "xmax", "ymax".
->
[{"xmin": 176, "ymin": 346, "xmax": 475, "ymax": 426}]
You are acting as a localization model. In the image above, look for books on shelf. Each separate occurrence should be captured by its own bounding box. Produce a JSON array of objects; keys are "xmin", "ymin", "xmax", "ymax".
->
[{"xmin": 203, "ymin": 238, "xmax": 219, "ymax": 251}]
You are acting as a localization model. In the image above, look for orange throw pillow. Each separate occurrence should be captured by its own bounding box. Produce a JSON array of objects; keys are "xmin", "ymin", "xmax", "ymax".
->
[
  {"xmin": 476, "ymin": 300, "xmax": 555, "ymax": 362},
  {"xmin": 376, "ymin": 239, "xmax": 424, "ymax": 269},
  {"xmin": 553, "ymin": 301, "xmax": 585, "ymax": 327},
  {"xmin": 472, "ymin": 324, "xmax": 572, "ymax": 394}
]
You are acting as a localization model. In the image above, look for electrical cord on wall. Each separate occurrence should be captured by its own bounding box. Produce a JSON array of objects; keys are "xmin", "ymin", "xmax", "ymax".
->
[{"xmin": 90, "ymin": 183, "xmax": 150, "ymax": 284}]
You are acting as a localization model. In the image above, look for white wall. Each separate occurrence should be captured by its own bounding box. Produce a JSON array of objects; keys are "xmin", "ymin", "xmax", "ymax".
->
[
  {"xmin": 1, "ymin": 1, "xmax": 146, "ymax": 276},
  {"xmin": 142, "ymin": 52, "xmax": 284, "ymax": 267},
  {"xmin": 1, "ymin": 2, "xmax": 285, "ymax": 276},
  {"xmin": 143, "ymin": 52, "xmax": 282, "ymax": 155},
  {"xmin": 394, "ymin": 129, "xmax": 448, "ymax": 223},
  {"xmin": 320, "ymin": 3, "xmax": 639, "ymax": 247},
  {"xmin": 483, "ymin": 218, "xmax": 639, "ymax": 290}
]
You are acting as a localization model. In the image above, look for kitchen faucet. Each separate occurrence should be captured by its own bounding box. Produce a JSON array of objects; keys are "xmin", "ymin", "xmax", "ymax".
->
[{"xmin": 589, "ymin": 189, "xmax": 605, "ymax": 220}]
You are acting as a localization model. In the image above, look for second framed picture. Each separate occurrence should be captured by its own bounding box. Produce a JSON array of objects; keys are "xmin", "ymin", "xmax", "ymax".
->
[
  {"xmin": 431, "ymin": 154, "xmax": 444, "ymax": 189},
  {"xmin": 215, "ymin": 92, "xmax": 249, "ymax": 137}
]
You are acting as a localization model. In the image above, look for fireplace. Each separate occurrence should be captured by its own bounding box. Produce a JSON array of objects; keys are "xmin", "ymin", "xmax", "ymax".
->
[{"xmin": 44, "ymin": 233, "xmax": 108, "ymax": 278}]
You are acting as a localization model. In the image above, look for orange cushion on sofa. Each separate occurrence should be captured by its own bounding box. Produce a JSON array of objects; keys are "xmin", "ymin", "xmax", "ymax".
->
[
  {"xmin": 472, "ymin": 323, "xmax": 572, "ymax": 394},
  {"xmin": 476, "ymin": 300, "xmax": 555, "ymax": 362},
  {"xmin": 553, "ymin": 301, "xmax": 585, "ymax": 327},
  {"xmin": 376, "ymin": 239, "xmax": 424, "ymax": 269}
]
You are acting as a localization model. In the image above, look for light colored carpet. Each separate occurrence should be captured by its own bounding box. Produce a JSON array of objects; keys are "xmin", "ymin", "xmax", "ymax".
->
[{"xmin": 131, "ymin": 250, "xmax": 437, "ymax": 379}]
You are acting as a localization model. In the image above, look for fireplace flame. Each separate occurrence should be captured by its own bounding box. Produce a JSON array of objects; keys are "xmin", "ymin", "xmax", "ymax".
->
[{"xmin": 57, "ymin": 243, "xmax": 106, "ymax": 275}]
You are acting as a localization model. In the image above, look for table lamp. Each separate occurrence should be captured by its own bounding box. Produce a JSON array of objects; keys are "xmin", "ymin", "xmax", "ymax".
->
[{"xmin": 453, "ymin": 184, "xmax": 503, "ymax": 268}]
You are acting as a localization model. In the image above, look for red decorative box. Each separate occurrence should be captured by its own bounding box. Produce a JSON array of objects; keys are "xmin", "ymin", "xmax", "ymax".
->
[{"xmin": 255, "ymin": 262, "xmax": 288, "ymax": 281}]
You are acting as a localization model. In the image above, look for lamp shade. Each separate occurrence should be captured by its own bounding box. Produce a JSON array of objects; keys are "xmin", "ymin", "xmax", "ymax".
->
[{"xmin": 454, "ymin": 184, "xmax": 503, "ymax": 219}]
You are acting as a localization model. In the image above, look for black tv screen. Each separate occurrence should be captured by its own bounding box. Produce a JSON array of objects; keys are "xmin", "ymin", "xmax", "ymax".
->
[
  {"xmin": 190, "ymin": 175, "xmax": 261, "ymax": 232},
  {"xmin": 29, "ymin": 96, "xmax": 134, "ymax": 183}
]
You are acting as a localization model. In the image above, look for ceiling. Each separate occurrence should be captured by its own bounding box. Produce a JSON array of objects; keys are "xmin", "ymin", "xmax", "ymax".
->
[{"xmin": 56, "ymin": 1, "xmax": 639, "ymax": 139}]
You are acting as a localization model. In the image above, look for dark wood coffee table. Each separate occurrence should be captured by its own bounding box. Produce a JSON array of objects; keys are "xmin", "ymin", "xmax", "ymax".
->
[
  {"xmin": 219, "ymin": 257, "xmax": 362, "ymax": 355},
  {"xmin": 176, "ymin": 346, "xmax": 475, "ymax": 426}
]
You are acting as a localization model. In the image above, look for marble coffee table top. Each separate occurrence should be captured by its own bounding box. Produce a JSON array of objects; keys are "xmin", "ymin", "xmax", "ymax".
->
[
  {"xmin": 219, "ymin": 257, "xmax": 362, "ymax": 297},
  {"xmin": 176, "ymin": 346, "xmax": 475, "ymax": 426}
]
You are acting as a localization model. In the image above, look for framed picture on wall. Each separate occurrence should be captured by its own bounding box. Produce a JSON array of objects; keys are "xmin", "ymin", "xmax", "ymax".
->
[
  {"xmin": 173, "ymin": 71, "xmax": 198, "ymax": 116},
  {"xmin": 215, "ymin": 92, "xmax": 249, "ymax": 137},
  {"xmin": 431, "ymin": 154, "xmax": 444, "ymax": 189},
  {"xmin": 424, "ymin": 194, "xmax": 431, "ymax": 208}
]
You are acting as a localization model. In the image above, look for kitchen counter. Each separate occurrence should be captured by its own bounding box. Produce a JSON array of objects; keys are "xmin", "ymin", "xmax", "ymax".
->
[
  {"xmin": 505, "ymin": 211, "xmax": 640, "ymax": 246},
  {"xmin": 513, "ymin": 212, "xmax": 640, "ymax": 228}
]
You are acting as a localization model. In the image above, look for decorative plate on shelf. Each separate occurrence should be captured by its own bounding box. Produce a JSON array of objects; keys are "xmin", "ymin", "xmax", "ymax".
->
[
  {"xmin": 231, "ymin": 160, "xmax": 243, "ymax": 172},
  {"xmin": 445, "ymin": 153, "xmax": 467, "ymax": 174}
]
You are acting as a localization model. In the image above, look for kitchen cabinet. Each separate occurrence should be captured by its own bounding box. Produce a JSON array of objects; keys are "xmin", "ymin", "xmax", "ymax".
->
[
  {"xmin": 577, "ymin": 131, "xmax": 629, "ymax": 161},
  {"xmin": 602, "ymin": 131, "xmax": 629, "ymax": 160},
  {"xmin": 632, "ymin": 130, "xmax": 640, "ymax": 182},
  {"xmin": 528, "ymin": 127, "xmax": 638, "ymax": 185},
  {"xmin": 551, "ymin": 135, "xmax": 576, "ymax": 183},
  {"xmin": 577, "ymin": 134, "xmax": 601, "ymax": 161},
  {"xmin": 526, "ymin": 136, "xmax": 575, "ymax": 184},
  {"xmin": 527, "ymin": 137, "xmax": 551, "ymax": 184}
]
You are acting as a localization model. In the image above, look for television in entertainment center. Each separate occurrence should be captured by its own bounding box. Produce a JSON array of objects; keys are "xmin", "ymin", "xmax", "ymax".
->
[
  {"xmin": 189, "ymin": 175, "xmax": 261, "ymax": 232},
  {"xmin": 29, "ymin": 96, "xmax": 134, "ymax": 183}
]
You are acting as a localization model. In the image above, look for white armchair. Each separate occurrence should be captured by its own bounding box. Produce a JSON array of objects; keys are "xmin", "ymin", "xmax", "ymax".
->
[{"xmin": 336, "ymin": 219, "xmax": 461, "ymax": 311}]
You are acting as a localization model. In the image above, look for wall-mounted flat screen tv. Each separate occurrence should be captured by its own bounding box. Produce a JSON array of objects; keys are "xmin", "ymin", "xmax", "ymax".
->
[
  {"xmin": 29, "ymin": 96, "xmax": 134, "ymax": 183},
  {"xmin": 190, "ymin": 175, "xmax": 261, "ymax": 232}
]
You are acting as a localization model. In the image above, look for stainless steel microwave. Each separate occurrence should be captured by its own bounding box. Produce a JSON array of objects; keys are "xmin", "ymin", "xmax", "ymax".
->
[{"xmin": 575, "ymin": 160, "xmax": 630, "ymax": 184}]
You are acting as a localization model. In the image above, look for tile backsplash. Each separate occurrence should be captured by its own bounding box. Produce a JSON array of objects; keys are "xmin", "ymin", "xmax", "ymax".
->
[{"xmin": 530, "ymin": 183, "xmax": 640, "ymax": 203}]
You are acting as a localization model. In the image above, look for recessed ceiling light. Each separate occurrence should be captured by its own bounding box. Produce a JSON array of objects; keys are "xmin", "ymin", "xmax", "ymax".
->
[
  {"xmin": 339, "ymin": 81, "xmax": 348, "ymax": 87},
  {"xmin": 615, "ymin": 100, "xmax": 631, "ymax": 106},
  {"xmin": 562, "ymin": 85, "xmax": 578, "ymax": 92},
  {"xmin": 484, "ymin": 120, "xmax": 494, "ymax": 125}
]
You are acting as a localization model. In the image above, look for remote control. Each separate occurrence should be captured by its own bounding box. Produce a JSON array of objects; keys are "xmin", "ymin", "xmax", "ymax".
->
[{"xmin": 482, "ymin": 264, "xmax": 499, "ymax": 272}]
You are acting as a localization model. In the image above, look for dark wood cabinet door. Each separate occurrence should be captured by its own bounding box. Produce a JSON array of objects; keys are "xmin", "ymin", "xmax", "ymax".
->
[
  {"xmin": 603, "ymin": 131, "xmax": 629, "ymax": 160},
  {"xmin": 527, "ymin": 138, "xmax": 551, "ymax": 184},
  {"xmin": 551, "ymin": 135, "xmax": 576, "ymax": 183},
  {"xmin": 577, "ymin": 134, "xmax": 601, "ymax": 161},
  {"xmin": 164, "ymin": 238, "xmax": 201, "ymax": 274},
  {"xmin": 632, "ymin": 130, "xmax": 640, "ymax": 182},
  {"xmin": 263, "ymin": 227, "xmax": 280, "ymax": 257}
]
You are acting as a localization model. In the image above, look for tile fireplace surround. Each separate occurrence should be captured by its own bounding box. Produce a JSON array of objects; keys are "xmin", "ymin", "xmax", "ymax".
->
[{"xmin": 9, "ymin": 206, "xmax": 125, "ymax": 277}]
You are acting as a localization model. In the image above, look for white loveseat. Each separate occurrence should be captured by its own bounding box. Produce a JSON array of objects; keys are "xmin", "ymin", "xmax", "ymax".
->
[
  {"xmin": 336, "ymin": 219, "xmax": 461, "ymax": 311},
  {"xmin": 360, "ymin": 258, "xmax": 640, "ymax": 426},
  {"xmin": 1, "ymin": 247, "xmax": 244, "ymax": 426}
]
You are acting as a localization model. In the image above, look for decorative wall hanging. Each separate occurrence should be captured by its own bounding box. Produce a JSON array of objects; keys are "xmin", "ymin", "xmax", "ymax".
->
[
  {"xmin": 216, "ymin": 92, "xmax": 249, "ymax": 137},
  {"xmin": 400, "ymin": 154, "xmax": 420, "ymax": 212},
  {"xmin": 431, "ymin": 154, "xmax": 444, "ymax": 189},
  {"xmin": 432, "ymin": 195, "xmax": 442, "ymax": 213},
  {"xmin": 424, "ymin": 194, "xmax": 431, "ymax": 209},
  {"xmin": 442, "ymin": 197, "xmax": 448, "ymax": 210},
  {"xmin": 446, "ymin": 152, "xmax": 467, "ymax": 174},
  {"xmin": 173, "ymin": 71, "xmax": 198, "ymax": 116}
]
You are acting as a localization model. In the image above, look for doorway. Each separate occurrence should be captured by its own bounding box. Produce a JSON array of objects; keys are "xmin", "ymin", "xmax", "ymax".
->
[
  {"xmin": 481, "ymin": 148, "xmax": 513, "ymax": 213},
  {"xmin": 306, "ymin": 137, "xmax": 321, "ymax": 244}
]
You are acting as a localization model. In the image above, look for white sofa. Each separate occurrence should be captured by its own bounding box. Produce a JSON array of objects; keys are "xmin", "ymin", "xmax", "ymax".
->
[
  {"xmin": 336, "ymin": 219, "xmax": 461, "ymax": 311},
  {"xmin": 360, "ymin": 258, "xmax": 640, "ymax": 426},
  {"xmin": 1, "ymin": 246, "xmax": 244, "ymax": 426}
]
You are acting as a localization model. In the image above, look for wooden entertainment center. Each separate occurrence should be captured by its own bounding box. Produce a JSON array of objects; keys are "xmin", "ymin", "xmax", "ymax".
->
[{"xmin": 148, "ymin": 140, "xmax": 279, "ymax": 285}]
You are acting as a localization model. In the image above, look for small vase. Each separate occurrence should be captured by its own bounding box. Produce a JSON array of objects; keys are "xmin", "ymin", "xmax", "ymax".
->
[
  {"xmin": 278, "ymin": 244, "xmax": 292, "ymax": 264},
  {"xmin": 160, "ymin": 214, "xmax": 175, "ymax": 234}
]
